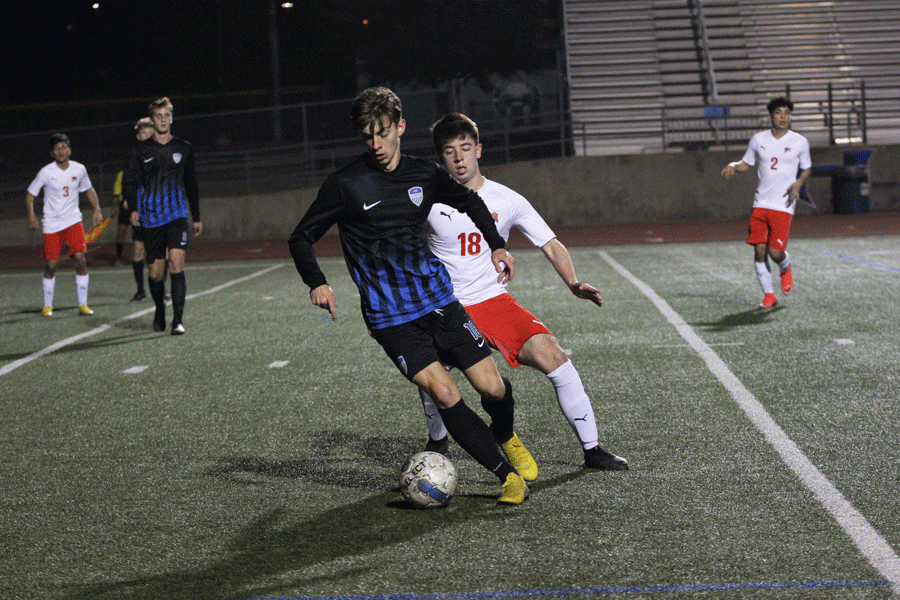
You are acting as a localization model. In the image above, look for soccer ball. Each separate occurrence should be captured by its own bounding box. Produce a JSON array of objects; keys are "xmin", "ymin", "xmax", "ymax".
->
[{"xmin": 399, "ymin": 451, "xmax": 458, "ymax": 509}]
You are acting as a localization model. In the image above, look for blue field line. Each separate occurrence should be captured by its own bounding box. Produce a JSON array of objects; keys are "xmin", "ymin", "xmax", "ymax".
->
[
  {"xmin": 245, "ymin": 578, "xmax": 890, "ymax": 600},
  {"xmin": 819, "ymin": 250, "xmax": 900, "ymax": 273}
]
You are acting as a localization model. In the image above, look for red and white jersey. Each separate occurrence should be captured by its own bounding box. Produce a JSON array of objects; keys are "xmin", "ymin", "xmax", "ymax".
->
[
  {"xmin": 427, "ymin": 178, "xmax": 556, "ymax": 305},
  {"xmin": 27, "ymin": 161, "xmax": 93, "ymax": 233},
  {"xmin": 741, "ymin": 129, "xmax": 811, "ymax": 215}
]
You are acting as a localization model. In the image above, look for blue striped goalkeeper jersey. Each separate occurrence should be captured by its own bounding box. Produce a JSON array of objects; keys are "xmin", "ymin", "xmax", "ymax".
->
[
  {"xmin": 123, "ymin": 137, "xmax": 200, "ymax": 228},
  {"xmin": 289, "ymin": 153, "xmax": 506, "ymax": 330}
]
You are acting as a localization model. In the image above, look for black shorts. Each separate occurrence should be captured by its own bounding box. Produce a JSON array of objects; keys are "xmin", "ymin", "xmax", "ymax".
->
[
  {"xmin": 144, "ymin": 218, "xmax": 190, "ymax": 262},
  {"xmin": 116, "ymin": 203, "xmax": 131, "ymax": 225},
  {"xmin": 132, "ymin": 224, "xmax": 145, "ymax": 243},
  {"xmin": 370, "ymin": 301, "xmax": 491, "ymax": 380}
]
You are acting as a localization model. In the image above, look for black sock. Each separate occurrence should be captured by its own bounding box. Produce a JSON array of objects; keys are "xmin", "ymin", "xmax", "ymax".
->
[
  {"xmin": 481, "ymin": 376, "xmax": 515, "ymax": 443},
  {"xmin": 149, "ymin": 277, "xmax": 165, "ymax": 324},
  {"xmin": 170, "ymin": 272, "xmax": 186, "ymax": 325},
  {"xmin": 132, "ymin": 260, "xmax": 145, "ymax": 293},
  {"xmin": 149, "ymin": 278, "xmax": 165, "ymax": 309},
  {"xmin": 438, "ymin": 399, "xmax": 514, "ymax": 482},
  {"xmin": 116, "ymin": 243, "xmax": 124, "ymax": 259}
]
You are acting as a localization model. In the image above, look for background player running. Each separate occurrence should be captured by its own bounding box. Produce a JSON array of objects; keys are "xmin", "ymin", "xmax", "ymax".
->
[
  {"xmin": 420, "ymin": 113, "xmax": 628, "ymax": 473},
  {"xmin": 721, "ymin": 96, "xmax": 811, "ymax": 308},
  {"xmin": 289, "ymin": 87, "xmax": 533, "ymax": 504}
]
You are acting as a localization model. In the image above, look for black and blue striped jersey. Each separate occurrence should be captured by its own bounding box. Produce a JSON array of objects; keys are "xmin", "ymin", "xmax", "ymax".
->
[
  {"xmin": 289, "ymin": 153, "xmax": 506, "ymax": 330},
  {"xmin": 123, "ymin": 137, "xmax": 200, "ymax": 228}
]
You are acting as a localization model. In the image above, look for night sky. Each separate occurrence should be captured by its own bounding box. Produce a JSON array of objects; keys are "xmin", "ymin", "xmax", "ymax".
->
[
  {"xmin": 3, "ymin": 1, "xmax": 349, "ymax": 107},
  {"xmin": 2, "ymin": 0, "xmax": 561, "ymax": 116}
]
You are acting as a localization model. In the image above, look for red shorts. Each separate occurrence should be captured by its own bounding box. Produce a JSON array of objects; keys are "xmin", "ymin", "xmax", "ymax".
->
[
  {"xmin": 464, "ymin": 293, "xmax": 552, "ymax": 368},
  {"xmin": 746, "ymin": 207, "xmax": 792, "ymax": 252},
  {"xmin": 42, "ymin": 222, "xmax": 86, "ymax": 261}
]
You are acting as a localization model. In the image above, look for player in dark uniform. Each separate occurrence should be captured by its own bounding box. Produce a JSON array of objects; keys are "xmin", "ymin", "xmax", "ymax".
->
[
  {"xmin": 289, "ymin": 87, "xmax": 533, "ymax": 504},
  {"xmin": 124, "ymin": 97, "xmax": 202, "ymax": 335}
]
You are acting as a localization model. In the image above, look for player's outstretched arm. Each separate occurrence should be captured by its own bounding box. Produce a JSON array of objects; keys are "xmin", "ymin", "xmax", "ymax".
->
[
  {"xmin": 541, "ymin": 238, "xmax": 603, "ymax": 307},
  {"xmin": 721, "ymin": 160, "xmax": 750, "ymax": 179},
  {"xmin": 310, "ymin": 284, "xmax": 337, "ymax": 320},
  {"xmin": 491, "ymin": 248, "xmax": 515, "ymax": 283}
]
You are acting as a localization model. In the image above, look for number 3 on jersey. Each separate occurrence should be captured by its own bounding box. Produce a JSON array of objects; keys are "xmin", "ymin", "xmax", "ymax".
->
[{"xmin": 458, "ymin": 232, "xmax": 482, "ymax": 256}]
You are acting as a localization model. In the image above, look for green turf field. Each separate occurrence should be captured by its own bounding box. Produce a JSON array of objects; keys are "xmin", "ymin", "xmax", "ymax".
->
[{"xmin": 2, "ymin": 235, "xmax": 898, "ymax": 600}]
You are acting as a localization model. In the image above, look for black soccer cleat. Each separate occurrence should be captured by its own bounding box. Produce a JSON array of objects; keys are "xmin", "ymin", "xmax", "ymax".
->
[
  {"xmin": 424, "ymin": 435, "xmax": 450, "ymax": 457},
  {"xmin": 171, "ymin": 323, "xmax": 185, "ymax": 336},
  {"xmin": 153, "ymin": 312, "xmax": 166, "ymax": 332},
  {"xmin": 131, "ymin": 291, "xmax": 146, "ymax": 302},
  {"xmin": 584, "ymin": 445, "xmax": 629, "ymax": 470}
]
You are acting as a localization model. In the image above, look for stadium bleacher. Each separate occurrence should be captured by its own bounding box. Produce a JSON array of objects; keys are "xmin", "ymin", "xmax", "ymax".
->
[{"xmin": 564, "ymin": 0, "xmax": 900, "ymax": 154}]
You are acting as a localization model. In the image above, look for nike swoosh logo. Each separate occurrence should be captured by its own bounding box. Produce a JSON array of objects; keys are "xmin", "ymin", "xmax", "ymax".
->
[
  {"xmin": 477, "ymin": 338, "xmax": 485, "ymax": 347},
  {"xmin": 144, "ymin": 157, "xmax": 154, "ymax": 163},
  {"xmin": 363, "ymin": 201, "xmax": 381, "ymax": 210}
]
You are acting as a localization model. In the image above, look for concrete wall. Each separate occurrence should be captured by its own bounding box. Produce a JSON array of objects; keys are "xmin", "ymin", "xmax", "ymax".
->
[{"xmin": 4, "ymin": 144, "xmax": 898, "ymax": 247}]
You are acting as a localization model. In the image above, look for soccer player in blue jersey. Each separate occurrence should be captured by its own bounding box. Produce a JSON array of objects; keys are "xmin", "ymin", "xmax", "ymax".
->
[
  {"xmin": 289, "ymin": 87, "xmax": 533, "ymax": 504},
  {"xmin": 124, "ymin": 97, "xmax": 202, "ymax": 335}
]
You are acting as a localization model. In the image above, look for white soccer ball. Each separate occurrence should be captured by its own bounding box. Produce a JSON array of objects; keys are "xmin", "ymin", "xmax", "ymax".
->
[{"xmin": 399, "ymin": 451, "xmax": 458, "ymax": 509}]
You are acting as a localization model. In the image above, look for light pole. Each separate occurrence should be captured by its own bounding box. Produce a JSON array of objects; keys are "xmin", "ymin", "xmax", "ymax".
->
[{"xmin": 269, "ymin": 0, "xmax": 283, "ymax": 142}]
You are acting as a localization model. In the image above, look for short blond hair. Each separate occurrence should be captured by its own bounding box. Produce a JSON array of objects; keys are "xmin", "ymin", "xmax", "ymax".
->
[
  {"xmin": 134, "ymin": 117, "xmax": 153, "ymax": 131},
  {"xmin": 149, "ymin": 97, "xmax": 173, "ymax": 115}
]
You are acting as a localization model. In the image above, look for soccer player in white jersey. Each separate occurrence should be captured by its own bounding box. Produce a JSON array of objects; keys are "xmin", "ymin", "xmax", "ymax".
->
[
  {"xmin": 722, "ymin": 97, "xmax": 812, "ymax": 308},
  {"xmin": 25, "ymin": 133, "xmax": 103, "ymax": 317},
  {"xmin": 421, "ymin": 113, "xmax": 629, "ymax": 473}
]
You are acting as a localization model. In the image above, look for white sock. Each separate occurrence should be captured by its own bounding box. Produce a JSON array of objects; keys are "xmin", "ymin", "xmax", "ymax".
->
[
  {"xmin": 419, "ymin": 388, "xmax": 448, "ymax": 441},
  {"xmin": 777, "ymin": 252, "xmax": 791, "ymax": 273},
  {"xmin": 547, "ymin": 360, "xmax": 599, "ymax": 450},
  {"xmin": 42, "ymin": 276, "xmax": 55, "ymax": 308},
  {"xmin": 755, "ymin": 261, "xmax": 774, "ymax": 294},
  {"xmin": 76, "ymin": 274, "xmax": 89, "ymax": 306}
]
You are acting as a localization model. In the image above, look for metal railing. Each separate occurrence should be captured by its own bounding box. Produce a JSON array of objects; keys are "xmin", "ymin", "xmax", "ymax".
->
[{"xmin": 0, "ymin": 97, "xmax": 577, "ymax": 217}]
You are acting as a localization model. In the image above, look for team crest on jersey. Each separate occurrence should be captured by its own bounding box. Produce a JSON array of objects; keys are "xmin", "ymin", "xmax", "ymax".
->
[
  {"xmin": 173, "ymin": 153, "xmax": 182, "ymax": 164},
  {"xmin": 408, "ymin": 186, "xmax": 423, "ymax": 207}
]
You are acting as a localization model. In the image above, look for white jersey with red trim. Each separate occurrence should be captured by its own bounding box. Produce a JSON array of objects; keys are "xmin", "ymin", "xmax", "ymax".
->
[
  {"xmin": 741, "ymin": 129, "xmax": 811, "ymax": 215},
  {"xmin": 27, "ymin": 161, "xmax": 93, "ymax": 233},
  {"xmin": 427, "ymin": 177, "xmax": 556, "ymax": 306}
]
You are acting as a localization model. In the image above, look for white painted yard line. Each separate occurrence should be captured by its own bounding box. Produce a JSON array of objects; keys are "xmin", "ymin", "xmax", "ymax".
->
[
  {"xmin": 0, "ymin": 263, "xmax": 286, "ymax": 378},
  {"xmin": 268, "ymin": 360, "xmax": 290, "ymax": 369},
  {"xmin": 0, "ymin": 261, "xmax": 286, "ymax": 279},
  {"xmin": 600, "ymin": 250, "xmax": 900, "ymax": 594}
]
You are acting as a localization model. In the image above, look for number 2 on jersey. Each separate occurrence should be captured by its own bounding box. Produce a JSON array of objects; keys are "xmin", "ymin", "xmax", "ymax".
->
[{"xmin": 458, "ymin": 232, "xmax": 482, "ymax": 256}]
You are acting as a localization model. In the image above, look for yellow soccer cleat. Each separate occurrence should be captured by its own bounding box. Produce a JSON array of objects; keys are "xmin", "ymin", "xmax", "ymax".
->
[
  {"xmin": 41, "ymin": 306, "xmax": 53, "ymax": 317},
  {"xmin": 79, "ymin": 305, "xmax": 94, "ymax": 316},
  {"xmin": 497, "ymin": 471, "xmax": 530, "ymax": 505},
  {"xmin": 498, "ymin": 432, "xmax": 538, "ymax": 482}
]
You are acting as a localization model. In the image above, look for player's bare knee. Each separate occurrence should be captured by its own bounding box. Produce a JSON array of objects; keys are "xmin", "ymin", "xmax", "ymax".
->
[
  {"xmin": 427, "ymin": 385, "xmax": 460, "ymax": 409},
  {"xmin": 478, "ymin": 376, "xmax": 507, "ymax": 401}
]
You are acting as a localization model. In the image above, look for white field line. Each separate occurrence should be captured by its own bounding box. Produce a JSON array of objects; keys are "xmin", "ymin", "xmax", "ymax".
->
[
  {"xmin": 600, "ymin": 250, "xmax": 900, "ymax": 595},
  {"xmin": 0, "ymin": 261, "xmax": 286, "ymax": 279},
  {"xmin": 0, "ymin": 263, "xmax": 286, "ymax": 378}
]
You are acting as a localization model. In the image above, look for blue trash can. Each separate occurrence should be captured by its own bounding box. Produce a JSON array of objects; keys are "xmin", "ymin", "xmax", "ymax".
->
[{"xmin": 832, "ymin": 150, "xmax": 872, "ymax": 214}]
